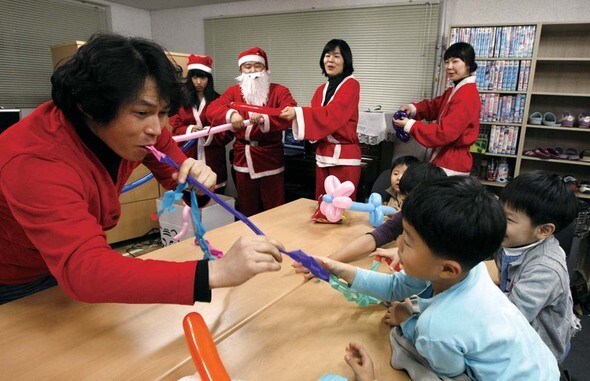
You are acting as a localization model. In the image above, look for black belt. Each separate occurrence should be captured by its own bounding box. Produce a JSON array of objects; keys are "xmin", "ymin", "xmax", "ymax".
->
[{"xmin": 236, "ymin": 138, "xmax": 275, "ymax": 147}]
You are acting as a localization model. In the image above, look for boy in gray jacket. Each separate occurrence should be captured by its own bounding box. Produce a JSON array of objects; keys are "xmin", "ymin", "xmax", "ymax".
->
[{"xmin": 496, "ymin": 171, "xmax": 581, "ymax": 362}]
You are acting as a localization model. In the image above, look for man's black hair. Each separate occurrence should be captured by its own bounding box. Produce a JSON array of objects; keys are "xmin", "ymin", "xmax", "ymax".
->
[{"xmin": 52, "ymin": 32, "xmax": 183, "ymax": 127}]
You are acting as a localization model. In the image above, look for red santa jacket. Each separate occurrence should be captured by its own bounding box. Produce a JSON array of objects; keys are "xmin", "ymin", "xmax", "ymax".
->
[
  {"xmin": 169, "ymin": 100, "xmax": 233, "ymax": 188},
  {"xmin": 0, "ymin": 101, "xmax": 198, "ymax": 304},
  {"xmin": 291, "ymin": 76, "xmax": 361, "ymax": 167},
  {"xmin": 206, "ymin": 84, "xmax": 297, "ymax": 179},
  {"xmin": 406, "ymin": 76, "xmax": 480, "ymax": 174}
]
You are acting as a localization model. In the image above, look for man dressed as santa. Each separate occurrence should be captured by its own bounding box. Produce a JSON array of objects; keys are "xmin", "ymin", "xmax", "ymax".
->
[{"xmin": 207, "ymin": 47, "xmax": 297, "ymax": 216}]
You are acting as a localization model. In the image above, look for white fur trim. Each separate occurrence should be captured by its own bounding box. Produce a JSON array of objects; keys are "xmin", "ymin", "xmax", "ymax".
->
[
  {"xmin": 215, "ymin": 181, "xmax": 227, "ymax": 189},
  {"xmin": 245, "ymin": 122, "xmax": 253, "ymax": 141},
  {"xmin": 226, "ymin": 109, "xmax": 237, "ymax": 124},
  {"xmin": 408, "ymin": 104, "xmax": 417, "ymax": 118},
  {"xmin": 292, "ymin": 107, "xmax": 305, "ymax": 139},
  {"xmin": 238, "ymin": 55, "xmax": 265, "ymax": 68},
  {"xmin": 187, "ymin": 63, "xmax": 212, "ymax": 73},
  {"xmin": 236, "ymin": 145, "xmax": 284, "ymax": 179},
  {"xmin": 315, "ymin": 154, "xmax": 361, "ymax": 167},
  {"xmin": 202, "ymin": 128, "xmax": 215, "ymax": 146},
  {"xmin": 186, "ymin": 125, "xmax": 197, "ymax": 134},
  {"xmin": 260, "ymin": 114, "xmax": 270, "ymax": 133},
  {"xmin": 404, "ymin": 119, "xmax": 416, "ymax": 133},
  {"xmin": 440, "ymin": 167, "xmax": 470, "ymax": 176},
  {"xmin": 196, "ymin": 139, "xmax": 205, "ymax": 161}
]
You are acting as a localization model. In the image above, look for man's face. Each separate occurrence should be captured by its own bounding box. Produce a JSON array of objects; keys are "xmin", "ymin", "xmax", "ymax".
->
[
  {"xmin": 89, "ymin": 77, "xmax": 169, "ymax": 161},
  {"xmin": 240, "ymin": 61, "xmax": 265, "ymax": 74}
]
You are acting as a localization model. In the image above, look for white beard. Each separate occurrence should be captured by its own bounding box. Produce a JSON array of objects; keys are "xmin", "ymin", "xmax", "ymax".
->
[{"xmin": 237, "ymin": 71, "xmax": 270, "ymax": 106}]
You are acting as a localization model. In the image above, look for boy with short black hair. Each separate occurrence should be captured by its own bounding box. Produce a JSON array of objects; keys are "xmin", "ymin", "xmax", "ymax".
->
[
  {"xmin": 496, "ymin": 171, "xmax": 581, "ymax": 361},
  {"xmin": 321, "ymin": 176, "xmax": 559, "ymax": 380}
]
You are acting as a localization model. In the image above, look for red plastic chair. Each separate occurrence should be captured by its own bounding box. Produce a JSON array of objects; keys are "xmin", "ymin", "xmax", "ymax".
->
[{"xmin": 182, "ymin": 312, "xmax": 231, "ymax": 381}]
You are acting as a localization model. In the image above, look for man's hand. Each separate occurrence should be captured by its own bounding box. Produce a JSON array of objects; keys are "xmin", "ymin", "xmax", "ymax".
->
[
  {"xmin": 369, "ymin": 247, "xmax": 401, "ymax": 272},
  {"xmin": 172, "ymin": 158, "xmax": 216, "ymax": 193},
  {"xmin": 249, "ymin": 113, "xmax": 263, "ymax": 125},
  {"xmin": 208, "ymin": 236, "xmax": 284, "ymax": 288}
]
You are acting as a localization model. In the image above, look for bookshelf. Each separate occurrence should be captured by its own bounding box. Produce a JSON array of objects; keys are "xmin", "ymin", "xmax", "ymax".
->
[{"xmin": 449, "ymin": 23, "xmax": 590, "ymax": 200}]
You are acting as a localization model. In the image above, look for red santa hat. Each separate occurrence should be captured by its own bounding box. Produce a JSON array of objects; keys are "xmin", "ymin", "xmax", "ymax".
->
[
  {"xmin": 187, "ymin": 54, "xmax": 212, "ymax": 74},
  {"xmin": 238, "ymin": 47, "xmax": 268, "ymax": 70}
]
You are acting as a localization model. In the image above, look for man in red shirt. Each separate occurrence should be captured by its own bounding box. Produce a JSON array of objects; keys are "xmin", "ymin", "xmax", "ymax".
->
[{"xmin": 0, "ymin": 33, "xmax": 283, "ymax": 305}]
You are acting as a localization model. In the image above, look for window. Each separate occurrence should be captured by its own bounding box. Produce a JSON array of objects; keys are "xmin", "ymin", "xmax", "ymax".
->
[
  {"xmin": 204, "ymin": 3, "xmax": 439, "ymax": 111},
  {"xmin": 0, "ymin": 0, "xmax": 110, "ymax": 107}
]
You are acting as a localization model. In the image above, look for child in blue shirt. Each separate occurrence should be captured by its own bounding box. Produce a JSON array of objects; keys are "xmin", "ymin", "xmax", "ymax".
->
[
  {"xmin": 496, "ymin": 171, "xmax": 581, "ymax": 362},
  {"xmin": 321, "ymin": 176, "xmax": 559, "ymax": 380}
]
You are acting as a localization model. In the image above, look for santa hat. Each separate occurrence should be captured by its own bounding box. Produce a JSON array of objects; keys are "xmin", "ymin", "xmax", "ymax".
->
[
  {"xmin": 187, "ymin": 54, "xmax": 212, "ymax": 74},
  {"xmin": 238, "ymin": 47, "xmax": 268, "ymax": 70}
]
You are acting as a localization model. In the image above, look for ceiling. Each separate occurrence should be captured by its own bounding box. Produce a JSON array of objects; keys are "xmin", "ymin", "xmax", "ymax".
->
[{"xmin": 106, "ymin": 0, "xmax": 246, "ymax": 11}]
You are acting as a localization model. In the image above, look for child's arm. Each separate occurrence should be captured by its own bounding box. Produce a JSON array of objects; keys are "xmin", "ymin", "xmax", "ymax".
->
[
  {"xmin": 344, "ymin": 342, "xmax": 376, "ymax": 381},
  {"xmin": 292, "ymin": 234, "xmax": 376, "ymax": 279}
]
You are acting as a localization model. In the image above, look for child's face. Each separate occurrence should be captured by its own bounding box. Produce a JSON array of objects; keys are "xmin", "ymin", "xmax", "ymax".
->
[
  {"xmin": 390, "ymin": 164, "xmax": 408, "ymax": 193},
  {"xmin": 398, "ymin": 220, "xmax": 442, "ymax": 281},
  {"xmin": 502, "ymin": 205, "xmax": 542, "ymax": 248}
]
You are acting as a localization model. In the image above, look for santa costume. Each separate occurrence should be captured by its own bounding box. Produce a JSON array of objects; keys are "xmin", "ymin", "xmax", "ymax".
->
[
  {"xmin": 169, "ymin": 54, "xmax": 232, "ymax": 191},
  {"xmin": 206, "ymin": 47, "xmax": 297, "ymax": 216}
]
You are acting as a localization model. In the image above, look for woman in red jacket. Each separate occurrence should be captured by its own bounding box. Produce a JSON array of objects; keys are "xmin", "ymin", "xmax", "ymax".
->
[
  {"xmin": 394, "ymin": 42, "xmax": 480, "ymax": 176},
  {"xmin": 280, "ymin": 39, "xmax": 362, "ymax": 200},
  {"xmin": 169, "ymin": 55, "xmax": 232, "ymax": 193}
]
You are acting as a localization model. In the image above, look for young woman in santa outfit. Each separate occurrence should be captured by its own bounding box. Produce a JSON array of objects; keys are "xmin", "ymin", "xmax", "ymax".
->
[
  {"xmin": 393, "ymin": 42, "xmax": 480, "ymax": 176},
  {"xmin": 169, "ymin": 55, "xmax": 232, "ymax": 193},
  {"xmin": 280, "ymin": 39, "xmax": 362, "ymax": 200}
]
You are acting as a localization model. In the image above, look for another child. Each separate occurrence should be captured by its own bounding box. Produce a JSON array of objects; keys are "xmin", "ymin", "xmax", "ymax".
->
[
  {"xmin": 384, "ymin": 155, "xmax": 420, "ymax": 210},
  {"xmin": 496, "ymin": 171, "xmax": 581, "ymax": 362},
  {"xmin": 321, "ymin": 176, "xmax": 559, "ymax": 380}
]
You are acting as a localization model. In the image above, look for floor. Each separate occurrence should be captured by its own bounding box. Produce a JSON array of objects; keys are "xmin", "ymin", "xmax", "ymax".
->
[{"xmin": 111, "ymin": 228, "xmax": 163, "ymax": 257}]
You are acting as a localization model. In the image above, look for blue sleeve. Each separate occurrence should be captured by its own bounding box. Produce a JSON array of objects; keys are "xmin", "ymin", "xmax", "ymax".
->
[
  {"xmin": 351, "ymin": 268, "xmax": 428, "ymax": 302},
  {"xmin": 415, "ymin": 336, "xmax": 467, "ymax": 377},
  {"xmin": 400, "ymin": 314, "xmax": 419, "ymax": 342}
]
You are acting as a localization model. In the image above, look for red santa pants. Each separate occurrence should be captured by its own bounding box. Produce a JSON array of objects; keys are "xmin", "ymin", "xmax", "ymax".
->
[
  {"xmin": 235, "ymin": 171, "xmax": 285, "ymax": 217},
  {"xmin": 315, "ymin": 165, "xmax": 361, "ymax": 201}
]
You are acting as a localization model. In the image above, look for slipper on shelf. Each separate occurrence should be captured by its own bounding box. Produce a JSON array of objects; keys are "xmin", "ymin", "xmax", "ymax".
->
[
  {"xmin": 533, "ymin": 147, "xmax": 552, "ymax": 159},
  {"xmin": 580, "ymin": 149, "xmax": 590, "ymax": 162},
  {"xmin": 558, "ymin": 112, "xmax": 576, "ymax": 127},
  {"xmin": 565, "ymin": 147, "xmax": 579, "ymax": 160},
  {"xmin": 554, "ymin": 147, "xmax": 569, "ymax": 160},
  {"xmin": 578, "ymin": 112, "xmax": 590, "ymax": 128},
  {"xmin": 579, "ymin": 180, "xmax": 590, "ymax": 194},
  {"xmin": 563, "ymin": 176, "xmax": 579, "ymax": 192},
  {"xmin": 542, "ymin": 112, "xmax": 559, "ymax": 126},
  {"xmin": 529, "ymin": 111, "xmax": 543, "ymax": 125},
  {"xmin": 545, "ymin": 147, "xmax": 561, "ymax": 158}
]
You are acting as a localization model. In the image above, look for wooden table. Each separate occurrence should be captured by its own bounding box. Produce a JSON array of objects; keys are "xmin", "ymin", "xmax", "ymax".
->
[{"xmin": 2, "ymin": 199, "xmax": 409, "ymax": 380}]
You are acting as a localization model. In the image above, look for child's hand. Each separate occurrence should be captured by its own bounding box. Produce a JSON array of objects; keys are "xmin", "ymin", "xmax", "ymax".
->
[
  {"xmin": 382, "ymin": 298, "xmax": 413, "ymax": 327},
  {"xmin": 316, "ymin": 256, "xmax": 357, "ymax": 285},
  {"xmin": 369, "ymin": 248, "xmax": 401, "ymax": 272},
  {"xmin": 344, "ymin": 342, "xmax": 376, "ymax": 381},
  {"xmin": 291, "ymin": 261, "xmax": 316, "ymax": 280}
]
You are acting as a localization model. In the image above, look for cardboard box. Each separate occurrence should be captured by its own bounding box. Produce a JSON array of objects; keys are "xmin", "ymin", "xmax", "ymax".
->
[{"xmin": 156, "ymin": 194, "xmax": 235, "ymax": 246}]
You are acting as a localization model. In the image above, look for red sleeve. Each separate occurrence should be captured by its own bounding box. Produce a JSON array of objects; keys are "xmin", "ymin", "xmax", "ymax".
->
[
  {"xmin": 413, "ymin": 92, "xmax": 447, "ymax": 121},
  {"xmin": 206, "ymin": 87, "xmax": 238, "ymax": 126},
  {"xmin": 169, "ymin": 106, "xmax": 196, "ymax": 136},
  {"xmin": 410, "ymin": 87, "xmax": 480, "ymax": 148},
  {"xmin": 1, "ymin": 156, "xmax": 197, "ymax": 305},
  {"xmin": 266, "ymin": 84, "xmax": 297, "ymax": 131}
]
